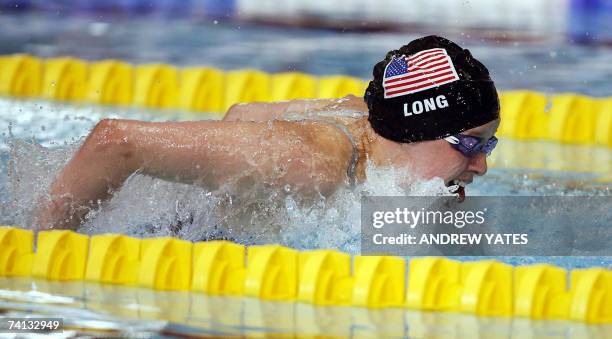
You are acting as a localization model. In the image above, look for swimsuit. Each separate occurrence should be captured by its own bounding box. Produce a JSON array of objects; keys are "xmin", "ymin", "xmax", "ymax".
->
[
  {"xmin": 325, "ymin": 120, "xmax": 359, "ymax": 188},
  {"xmin": 279, "ymin": 109, "xmax": 362, "ymax": 188}
]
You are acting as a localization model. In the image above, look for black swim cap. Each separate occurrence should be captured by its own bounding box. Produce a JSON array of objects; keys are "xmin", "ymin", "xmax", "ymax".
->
[{"xmin": 365, "ymin": 35, "xmax": 500, "ymax": 143}]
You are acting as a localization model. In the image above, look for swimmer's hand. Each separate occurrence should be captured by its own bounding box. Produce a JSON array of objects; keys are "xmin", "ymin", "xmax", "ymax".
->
[{"xmin": 33, "ymin": 192, "xmax": 84, "ymax": 231}]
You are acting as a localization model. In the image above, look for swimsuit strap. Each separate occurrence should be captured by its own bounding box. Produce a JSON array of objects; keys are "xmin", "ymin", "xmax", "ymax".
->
[
  {"xmin": 323, "ymin": 121, "xmax": 359, "ymax": 188},
  {"xmin": 278, "ymin": 109, "xmax": 362, "ymax": 187}
]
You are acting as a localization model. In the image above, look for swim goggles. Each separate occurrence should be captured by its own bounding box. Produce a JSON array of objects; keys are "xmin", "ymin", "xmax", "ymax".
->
[{"xmin": 443, "ymin": 134, "xmax": 498, "ymax": 158}]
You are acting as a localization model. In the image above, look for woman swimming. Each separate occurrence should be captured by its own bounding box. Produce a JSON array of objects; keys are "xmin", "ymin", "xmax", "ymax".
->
[{"xmin": 33, "ymin": 35, "xmax": 500, "ymax": 231}]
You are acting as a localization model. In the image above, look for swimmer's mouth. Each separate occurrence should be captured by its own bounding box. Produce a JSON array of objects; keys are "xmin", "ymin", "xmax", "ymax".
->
[{"xmin": 448, "ymin": 179, "xmax": 468, "ymax": 202}]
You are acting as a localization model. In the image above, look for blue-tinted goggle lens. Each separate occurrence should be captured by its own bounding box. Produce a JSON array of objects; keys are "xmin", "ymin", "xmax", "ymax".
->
[{"xmin": 447, "ymin": 135, "xmax": 498, "ymax": 158}]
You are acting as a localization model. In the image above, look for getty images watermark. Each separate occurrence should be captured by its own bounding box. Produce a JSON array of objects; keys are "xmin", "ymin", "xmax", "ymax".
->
[
  {"xmin": 361, "ymin": 196, "xmax": 611, "ymax": 256},
  {"xmin": 371, "ymin": 205, "xmax": 527, "ymax": 246}
]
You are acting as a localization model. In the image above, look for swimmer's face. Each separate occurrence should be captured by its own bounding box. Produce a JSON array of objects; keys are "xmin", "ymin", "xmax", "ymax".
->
[{"xmin": 409, "ymin": 119, "xmax": 500, "ymax": 186}]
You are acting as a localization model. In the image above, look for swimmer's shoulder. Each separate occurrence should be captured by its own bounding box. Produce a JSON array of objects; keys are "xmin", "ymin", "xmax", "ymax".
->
[{"xmin": 304, "ymin": 120, "xmax": 354, "ymax": 158}]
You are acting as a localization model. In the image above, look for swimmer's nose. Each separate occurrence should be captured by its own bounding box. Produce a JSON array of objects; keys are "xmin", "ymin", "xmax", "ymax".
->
[{"xmin": 468, "ymin": 153, "xmax": 488, "ymax": 176}]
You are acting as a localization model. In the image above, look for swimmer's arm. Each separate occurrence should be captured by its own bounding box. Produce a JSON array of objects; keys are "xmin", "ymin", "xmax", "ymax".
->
[
  {"xmin": 33, "ymin": 119, "xmax": 352, "ymax": 230},
  {"xmin": 134, "ymin": 120, "xmax": 350, "ymax": 193}
]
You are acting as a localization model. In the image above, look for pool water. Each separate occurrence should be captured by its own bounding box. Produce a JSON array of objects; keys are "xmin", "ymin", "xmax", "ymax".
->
[
  {"xmin": 1, "ymin": 13, "xmax": 610, "ymax": 268},
  {"xmin": 0, "ymin": 11, "xmax": 610, "ymax": 338}
]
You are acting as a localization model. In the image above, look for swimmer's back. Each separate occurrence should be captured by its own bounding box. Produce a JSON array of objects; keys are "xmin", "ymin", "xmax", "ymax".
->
[
  {"xmin": 223, "ymin": 95, "xmax": 367, "ymax": 122},
  {"xmin": 223, "ymin": 96, "xmax": 368, "ymax": 185}
]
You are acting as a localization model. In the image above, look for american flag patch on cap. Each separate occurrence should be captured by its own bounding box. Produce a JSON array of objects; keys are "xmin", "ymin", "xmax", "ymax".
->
[{"xmin": 383, "ymin": 48, "xmax": 460, "ymax": 99}]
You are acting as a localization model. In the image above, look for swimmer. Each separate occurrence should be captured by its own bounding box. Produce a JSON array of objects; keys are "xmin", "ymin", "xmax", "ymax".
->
[{"xmin": 33, "ymin": 35, "xmax": 500, "ymax": 231}]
